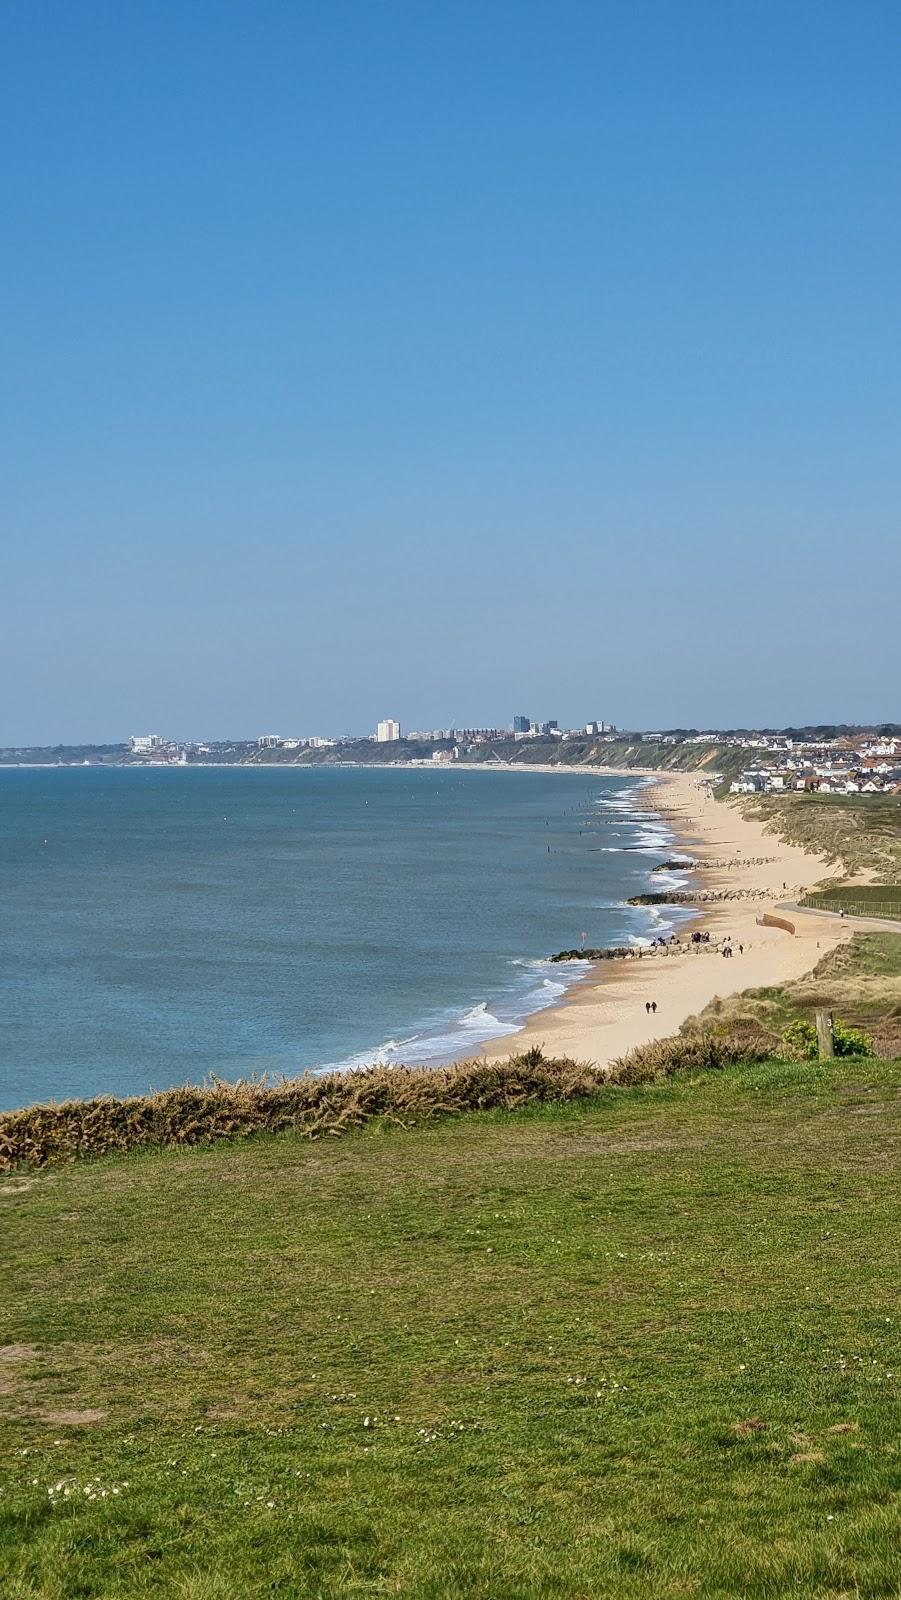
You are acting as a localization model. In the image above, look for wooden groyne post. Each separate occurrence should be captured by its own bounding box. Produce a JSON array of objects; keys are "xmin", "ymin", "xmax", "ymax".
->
[{"xmin": 815, "ymin": 1010, "xmax": 835, "ymax": 1060}]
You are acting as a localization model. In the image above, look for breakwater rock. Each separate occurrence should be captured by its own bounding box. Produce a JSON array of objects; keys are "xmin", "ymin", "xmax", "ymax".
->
[
  {"xmin": 628, "ymin": 889, "xmax": 769, "ymax": 906},
  {"xmin": 651, "ymin": 854, "xmax": 777, "ymax": 872},
  {"xmin": 550, "ymin": 945, "xmax": 637, "ymax": 963}
]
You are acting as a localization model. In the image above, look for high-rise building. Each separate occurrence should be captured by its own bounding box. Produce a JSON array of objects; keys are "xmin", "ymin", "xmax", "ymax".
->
[
  {"xmin": 376, "ymin": 719, "xmax": 401, "ymax": 743},
  {"xmin": 512, "ymin": 715, "xmax": 530, "ymax": 734}
]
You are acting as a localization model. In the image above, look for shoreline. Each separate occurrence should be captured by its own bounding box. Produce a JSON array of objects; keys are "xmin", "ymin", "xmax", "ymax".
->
[
  {"xmin": 479, "ymin": 770, "xmax": 852, "ymax": 1070},
  {"xmin": 0, "ymin": 759, "xmax": 667, "ymax": 775},
  {"xmin": 0, "ymin": 764, "xmax": 859, "ymax": 1106}
]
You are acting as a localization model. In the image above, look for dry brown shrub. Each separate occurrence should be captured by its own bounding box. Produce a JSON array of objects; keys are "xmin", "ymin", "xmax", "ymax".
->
[
  {"xmin": 0, "ymin": 1049, "xmax": 602, "ymax": 1172},
  {"xmin": 608, "ymin": 1032, "xmax": 774, "ymax": 1086},
  {"xmin": 1, "ymin": 1028, "xmax": 785, "ymax": 1173},
  {"xmin": 693, "ymin": 1018, "xmax": 782, "ymax": 1053},
  {"xmin": 869, "ymin": 1014, "xmax": 901, "ymax": 1059}
]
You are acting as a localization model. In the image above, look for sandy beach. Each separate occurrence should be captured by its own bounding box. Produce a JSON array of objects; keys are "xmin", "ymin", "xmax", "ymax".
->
[{"xmin": 484, "ymin": 770, "xmax": 854, "ymax": 1069}]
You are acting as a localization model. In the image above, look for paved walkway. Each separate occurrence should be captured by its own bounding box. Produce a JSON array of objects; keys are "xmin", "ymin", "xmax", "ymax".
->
[{"xmin": 778, "ymin": 901, "xmax": 901, "ymax": 936}]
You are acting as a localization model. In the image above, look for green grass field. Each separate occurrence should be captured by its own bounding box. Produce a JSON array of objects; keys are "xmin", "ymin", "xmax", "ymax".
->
[
  {"xmin": 801, "ymin": 886, "xmax": 901, "ymax": 920},
  {"xmin": 2, "ymin": 1058, "xmax": 900, "ymax": 1599}
]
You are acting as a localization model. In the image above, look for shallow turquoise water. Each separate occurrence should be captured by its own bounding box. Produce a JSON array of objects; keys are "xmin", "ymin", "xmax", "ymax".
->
[{"xmin": 0, "ymin": 766, "xmax": 686, "ymax": 1108}]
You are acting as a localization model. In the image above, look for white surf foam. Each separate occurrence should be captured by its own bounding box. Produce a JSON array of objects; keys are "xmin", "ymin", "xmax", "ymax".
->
[{"xmin": 316, "ymin": 956, "xmax": 589, "ymax": 1073}]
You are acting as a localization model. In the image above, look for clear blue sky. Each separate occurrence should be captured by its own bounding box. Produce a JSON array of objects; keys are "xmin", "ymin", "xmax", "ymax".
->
[{"xmin": 2, "ymin": 1, "xmax": 899, "ymax": 742}]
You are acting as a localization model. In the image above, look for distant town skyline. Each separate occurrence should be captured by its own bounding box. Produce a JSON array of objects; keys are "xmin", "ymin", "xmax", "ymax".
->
[
  {"xmin": 3, "ymin": 4, "xmax": 899, "ymax": 745},
  {"xmin": 2, "ymin": 712, "xmax": 899, "ymax": 757}
]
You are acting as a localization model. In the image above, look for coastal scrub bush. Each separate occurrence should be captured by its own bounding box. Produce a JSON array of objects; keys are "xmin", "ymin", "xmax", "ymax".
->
[
  {"xmin": 838, "ymin": 1024, "xmax": 876, "ymax": 1062},
  {"xmin": 834, "ymin": 1019, "xmax": 876, "ymax": 1056},
  {"xmin": 780, "ymin": 1017, "xmax": 875, "ymax": 1061},
  {"xmin": 780, "ymin": 1019, "xmax": 818, "ymax": 1061},
  {"xmin": 607, "ymin": 1031, "xmax": 774, "ymax": 1086},
  {"xmin": 0, "ymin": 1050, "xmax": 601, "ymax": 1172}
]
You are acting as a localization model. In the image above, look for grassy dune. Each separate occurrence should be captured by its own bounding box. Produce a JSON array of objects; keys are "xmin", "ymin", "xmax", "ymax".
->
[
  {"xmin": 737, "ymin": 791, "xmax": 901, "ymax": 884},
  {"xmin": 807, "ymin": 932, "xmax": 901, "ymax": 981},
  {"xmin": 2, "ymin": 1057, "xmax": 900, "ymax": 1598},
  {"xmin": 683, "ymin": 933, "xmax": 901, "ymax": 1060}
]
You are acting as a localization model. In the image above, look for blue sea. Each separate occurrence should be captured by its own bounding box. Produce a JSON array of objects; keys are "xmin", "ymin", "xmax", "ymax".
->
[{"xmin": 0, "ymin": 766, "xmax": 692, "ymax": 1110}]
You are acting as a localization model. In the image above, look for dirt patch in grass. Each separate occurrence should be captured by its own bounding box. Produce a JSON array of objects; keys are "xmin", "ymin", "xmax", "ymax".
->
[
  {"xmin": 0, "ymin": 1344, "xmax": 40, "ymax": 1401},
  {"xmin": 35, "ymin": 1407, "xmax": 107, "ymax": 1426},
  {"xmin": 0, "ymin": 1344, "xmax": 39, "ymax": 1364},
  {"xmin": 599, "ymin": 1133, "xmax": 706, "ymax": 1154},
  {"xmin": 732, "ymin": 1417, "xmax": 766, "ymax": 1436},
  {"xmin": 204, "ymin": 1399, "xmax": 257, "ymax": 1421},
  {"xmin": 542, "ymin": 1130, "xmax": 710, "ymax": 1158}
]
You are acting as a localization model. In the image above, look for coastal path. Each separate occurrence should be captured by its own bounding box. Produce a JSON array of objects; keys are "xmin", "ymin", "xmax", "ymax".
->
[{"xmin": 777, "ymin": 902, "xmax": 901, "ymax": 936}]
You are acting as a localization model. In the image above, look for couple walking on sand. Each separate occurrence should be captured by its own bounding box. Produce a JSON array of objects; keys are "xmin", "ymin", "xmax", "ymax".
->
[{"xmin": 644, "ymin": 1000, "xmax": 657, "ymax": 1015}]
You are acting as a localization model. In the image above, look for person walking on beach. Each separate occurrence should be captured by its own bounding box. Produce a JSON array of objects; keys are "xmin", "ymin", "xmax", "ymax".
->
[
  {"xmin": 651, "ymin": 1000, "xmax": 657, "ymax": 1014},
  {"xmin": 645, "ymin": 1001, "xmax": 651, "ymax": 1014}
]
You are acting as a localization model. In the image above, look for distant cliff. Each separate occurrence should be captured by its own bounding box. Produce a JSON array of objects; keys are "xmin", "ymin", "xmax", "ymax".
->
[
  {"xmin": 457, "ymin": 737, "xmax": 740, "ymax": 775},
  {"xmin": 248, "ymin": 735, "xmax": 747, "ymax": 778}
]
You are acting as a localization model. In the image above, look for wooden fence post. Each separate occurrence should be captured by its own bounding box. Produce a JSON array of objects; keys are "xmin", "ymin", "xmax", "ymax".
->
[{"xmin": 815, "ymin": 1010, "xmax": 835, "ymax": 1060}]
